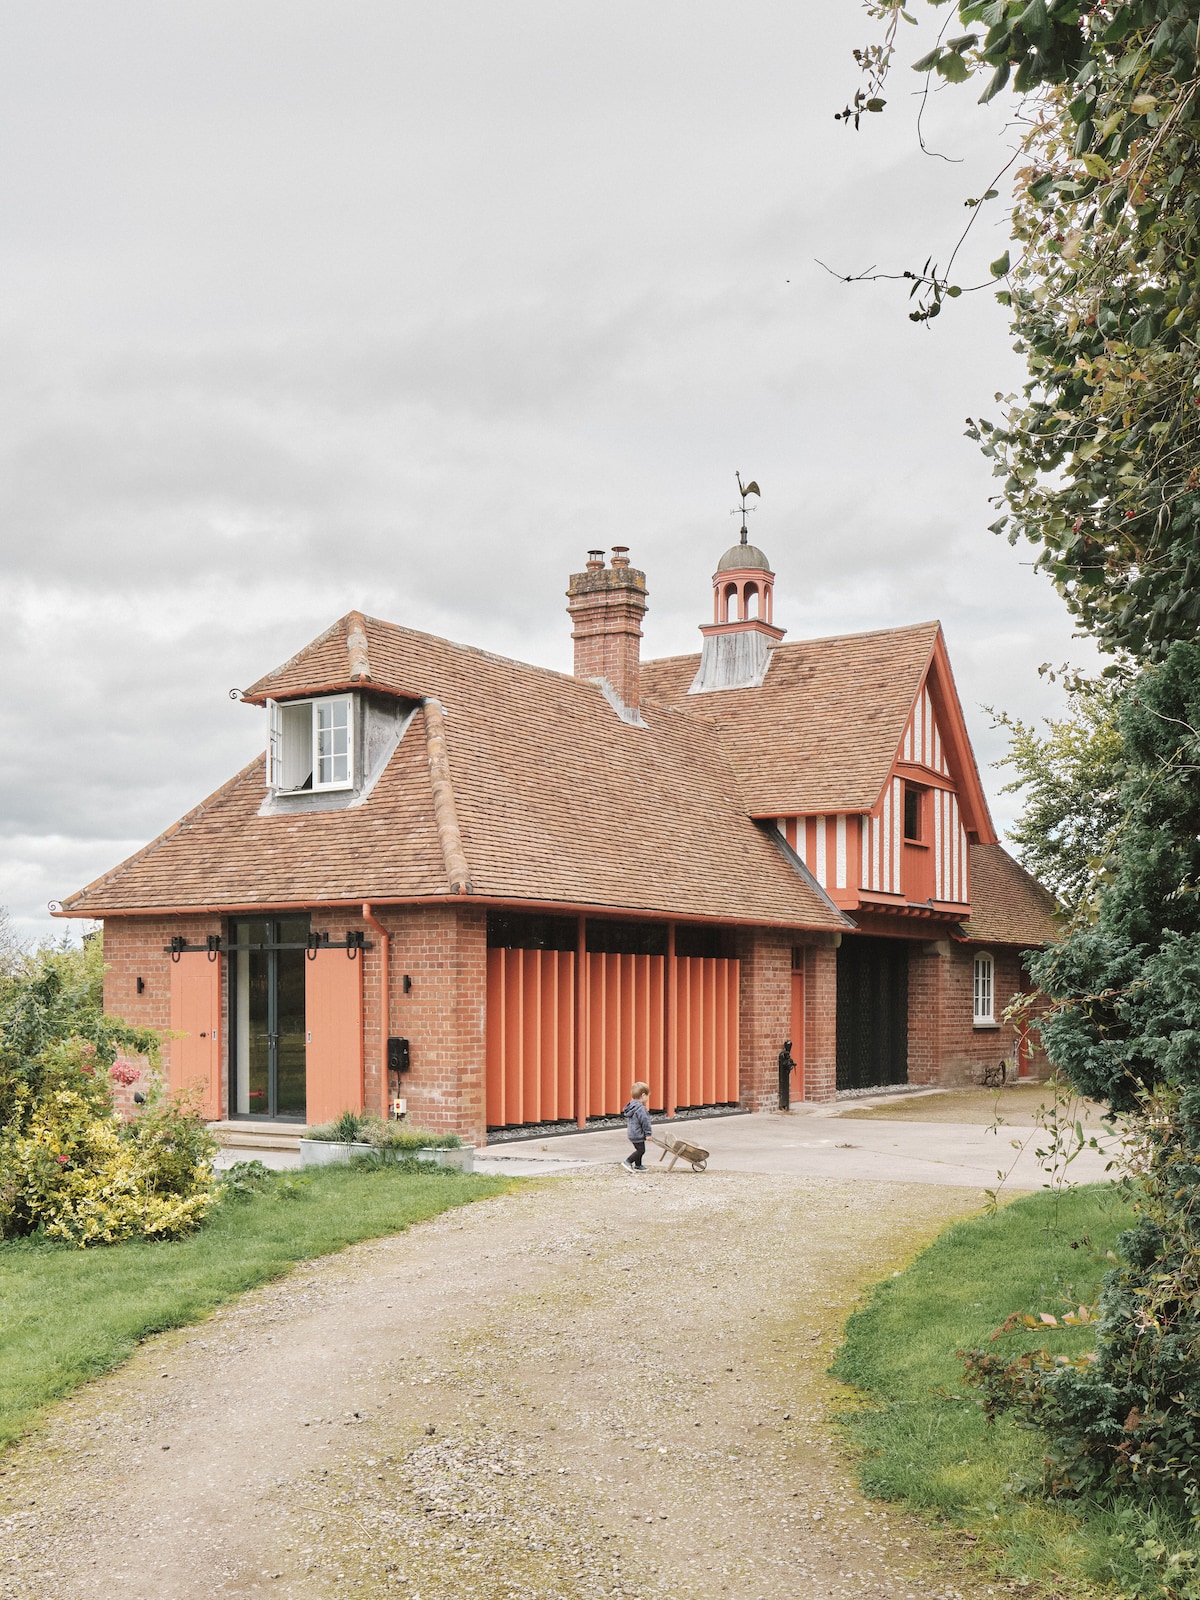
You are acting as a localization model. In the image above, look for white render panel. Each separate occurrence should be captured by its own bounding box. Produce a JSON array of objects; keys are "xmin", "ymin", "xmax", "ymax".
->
[
  {"xmin": 836, "ymin": 814, "xmax": 847, "ymax": 890},
  {"xmin": 934, "ymin": 788, "xmax": 943, "ymax": 900},
  {"xmin": 881, "ymin": 787, "xmax": 892, "ymax": 893},
  {"xmin": 815, "ymin": 816, "xmax": 827, "ymax": 887},
  {"xmin": 951, "ymin": 793, "xmax": 961, "ymax": 902},
  {"xmin": 861, "ymin": 812, "xmax": 870, "ymax": 888},
  {"xmin": 892, "ymin": 777, "xmax": 902, "ymax": 891}
]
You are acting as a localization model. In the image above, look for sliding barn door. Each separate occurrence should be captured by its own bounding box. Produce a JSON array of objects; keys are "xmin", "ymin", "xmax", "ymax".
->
[
  {"xmin": 304, "ymin": 948, "xmax": 364, "ymax": 1125},
  {"xmin": 168, "ymin": 952, "xmax": 222, "ymax": 1120}
]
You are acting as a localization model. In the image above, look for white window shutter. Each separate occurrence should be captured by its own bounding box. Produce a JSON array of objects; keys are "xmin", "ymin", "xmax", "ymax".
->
[{"xmin": 266, "ymin": 699, "xmax": 282, "ymax": 789}]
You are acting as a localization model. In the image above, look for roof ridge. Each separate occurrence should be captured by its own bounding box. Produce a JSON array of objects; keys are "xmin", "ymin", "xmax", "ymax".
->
[
  {"xmin": 642, "ymin": 618, "xmax": 942, "ymax": 671},
  {"xmin": 421, "ymin": 698, "xmax": 471, "ymax": 895}
]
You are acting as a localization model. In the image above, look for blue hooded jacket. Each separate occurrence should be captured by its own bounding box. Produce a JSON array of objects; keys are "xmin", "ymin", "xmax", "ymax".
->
[{"xmin": 623, "ymin": 1098, "xmax": 653, "ymax": 1140}]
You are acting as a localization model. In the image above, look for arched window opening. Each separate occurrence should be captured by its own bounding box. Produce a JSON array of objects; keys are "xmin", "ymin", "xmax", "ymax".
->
[
  {"xmin": 973, "ymin": 952, "xmax": 995, "ymax": 1025},
  {"xmin": 723, "ymin": 583, "xmax": 740, "ymax": 622},
  {"xmin": 745, "ymin": 584, "xmax": 760, "ymax": 619}
]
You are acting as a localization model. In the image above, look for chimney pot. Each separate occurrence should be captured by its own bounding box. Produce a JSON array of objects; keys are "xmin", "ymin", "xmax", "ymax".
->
[
  {"xmin": 586, "ymin": 549, "xmax": 605, "ymax": 570},
  {"xmin": 610, "ymin": 545, "xmax": 630, "ymax": 568}
]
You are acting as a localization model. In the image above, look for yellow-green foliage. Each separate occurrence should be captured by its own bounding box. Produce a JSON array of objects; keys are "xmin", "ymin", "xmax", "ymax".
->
[{"xmin": 0, "ymin": 1038, "xmax": 217, "ymax": 1247}]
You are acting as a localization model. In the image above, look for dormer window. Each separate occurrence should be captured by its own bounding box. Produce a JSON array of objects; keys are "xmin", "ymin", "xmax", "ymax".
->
[{"xmin": 267, "ymin": 695, "xmax": 354, "ymax": 793}]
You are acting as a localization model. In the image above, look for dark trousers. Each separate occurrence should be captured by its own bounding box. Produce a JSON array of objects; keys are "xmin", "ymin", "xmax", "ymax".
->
[{"xmin": 628, "ymin": 1139, "xmax": 646, "ymax": 1168}]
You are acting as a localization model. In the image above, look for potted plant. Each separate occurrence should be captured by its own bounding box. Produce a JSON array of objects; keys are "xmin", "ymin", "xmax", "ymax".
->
[{"xmin": 299, "ymin": 1111, "xmax": 472, "ymax": 1171}]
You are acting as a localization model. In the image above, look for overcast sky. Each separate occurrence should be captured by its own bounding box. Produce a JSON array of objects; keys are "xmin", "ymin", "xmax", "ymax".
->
[{"xmin": 0, "ymin": 2, "xmax": 1097, "ymax": 945}]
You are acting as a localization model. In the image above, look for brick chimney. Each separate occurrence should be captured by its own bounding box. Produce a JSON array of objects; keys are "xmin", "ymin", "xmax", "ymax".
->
[{"xmin": 566, "ymin": 546, "xmax": 649, "ymax": 713}]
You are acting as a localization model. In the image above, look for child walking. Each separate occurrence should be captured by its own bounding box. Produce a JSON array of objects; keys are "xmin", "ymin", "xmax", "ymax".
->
[{"xmin": 621, "ymin": 1082, "xmax": 653, "ymax": 1173}]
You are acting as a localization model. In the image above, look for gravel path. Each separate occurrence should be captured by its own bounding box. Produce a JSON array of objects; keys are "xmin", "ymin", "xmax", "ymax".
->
[{"xmin": 2, "ymin": 1171, "xmax": 1006, "ymax": 1600}]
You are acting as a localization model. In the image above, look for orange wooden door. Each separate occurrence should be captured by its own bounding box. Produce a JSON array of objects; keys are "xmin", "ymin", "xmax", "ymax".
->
[
  {"xmin": 485, "ymin": 948, "xmax": 575, "ymax": 1128},
  {"xmin": 790, "ymin": 965, "xmax": 805, "ymax": 1101},
  {"xmin": 672, "ymin": 957, "xmax": 739, "ymax": 1109},
  {"xmin": 586, "ymin": 953, "xmax": 665, "ymax": 1116},
  {"xmin": 168, "ymin": 952, "xmax": 222, "ymax": 1119},
  {"xmin": 304, "ymin": 948, "xmax": 364, "ymax": 1125}
]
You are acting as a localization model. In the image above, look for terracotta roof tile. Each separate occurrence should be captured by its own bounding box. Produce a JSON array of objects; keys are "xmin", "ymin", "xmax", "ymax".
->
[
  {"xmin": 639, "ymin": 622, "xmax": 941, "ymax": 814},
  {"xmin": 958, "ymin": 844, "xmax": 1060, "ymax": 947},
  {"xmin": 64, "ymin": 616, "xmax": 848, "ymax": 930}
]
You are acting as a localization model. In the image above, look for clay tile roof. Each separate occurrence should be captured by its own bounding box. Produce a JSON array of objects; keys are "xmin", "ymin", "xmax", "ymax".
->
[
  {"xmin": 640, "ymin": 621, "xmax": 942, "ymax": 815},
  {"xmin": 957, "ymin": 843, "xmax": 1060, "ymax": 947},
  {"xmin": 63, "ymin": 615, "xmax": 849, "ymax": 930}
]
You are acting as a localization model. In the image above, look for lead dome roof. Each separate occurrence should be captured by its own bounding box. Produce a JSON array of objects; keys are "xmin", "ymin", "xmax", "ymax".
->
[{"xmin": 716, "ymin": 541, "xmax": 772, "ymax": 573}]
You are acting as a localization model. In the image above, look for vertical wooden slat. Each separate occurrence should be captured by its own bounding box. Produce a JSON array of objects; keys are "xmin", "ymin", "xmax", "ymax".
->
[
  {"xmin": 575, "ymin": 917, "xmax": 587, "ymax": 1127},
  {"xmin": 485, "ymin": 948, "xmax": 504, "ymax": 1126},
  {"xmin": 665, "ymin": 924, "xmax": 677, "ymax": 1117}
]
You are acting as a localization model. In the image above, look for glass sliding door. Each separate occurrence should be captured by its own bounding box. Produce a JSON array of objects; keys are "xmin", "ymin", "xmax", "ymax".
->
[{"xmin": 231, "ymin": 916, "xmax": 309, "ymax": 1121}]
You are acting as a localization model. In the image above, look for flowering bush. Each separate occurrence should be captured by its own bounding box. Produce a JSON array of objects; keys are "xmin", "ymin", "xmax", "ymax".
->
[
  {"xmin": 1, "ymin": 1073, "xmax": 217, "ymax": 1245},
  {"xmin": 0, "ymin": 1004, "xmax": 219, "ymax": 1241}
]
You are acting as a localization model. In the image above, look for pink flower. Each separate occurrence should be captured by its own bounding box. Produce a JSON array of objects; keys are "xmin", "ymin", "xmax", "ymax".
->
[
  {"xmin": 110, "ymin": 1060, "xmax": 141, "ymax": 1087},
  {"xmin": 56, "ymin": 1155, "xmax": 68, "ymax": 1165}
]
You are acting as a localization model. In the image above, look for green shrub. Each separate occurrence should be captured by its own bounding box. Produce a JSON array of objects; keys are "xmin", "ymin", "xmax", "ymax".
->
[{"xmin": 0, "ymin": 1038, "xmax": 217, "ymax": 1247}]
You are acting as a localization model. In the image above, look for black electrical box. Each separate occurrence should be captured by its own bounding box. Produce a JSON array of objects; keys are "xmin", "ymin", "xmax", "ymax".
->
[{"xmin": 387, "ymin": 1036, "xmax": 410, "ymax": 1074}]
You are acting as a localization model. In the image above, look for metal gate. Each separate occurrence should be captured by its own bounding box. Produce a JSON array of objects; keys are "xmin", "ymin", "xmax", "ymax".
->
[{"xmin": 835, "ymin": 936, "xmax": 908, "ymax": 1091}]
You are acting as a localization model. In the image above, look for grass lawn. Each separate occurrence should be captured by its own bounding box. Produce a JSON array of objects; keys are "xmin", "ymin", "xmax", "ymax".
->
[
  {"xmin": 0, "ymin": 1163, "xmax": 509, "ymax": 1452},
  {"xmin": 831, "ymin": 1183, "xmax": 1192, "ymax": 1597}
]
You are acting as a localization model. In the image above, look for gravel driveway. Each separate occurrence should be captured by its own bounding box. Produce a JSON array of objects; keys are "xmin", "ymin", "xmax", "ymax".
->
[{"xmin": 2, "ymin": 1171, "xmax": 1005, "ymax": 1599}]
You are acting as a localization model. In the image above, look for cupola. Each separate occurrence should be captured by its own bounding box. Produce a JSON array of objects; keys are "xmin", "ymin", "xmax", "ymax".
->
[{"xmin": 689, "ymin": 502, "xmax": 785, "ymax": 694}]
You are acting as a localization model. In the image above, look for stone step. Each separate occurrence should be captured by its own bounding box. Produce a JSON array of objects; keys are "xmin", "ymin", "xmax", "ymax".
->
[{"xmin": 210, "ymin": 1121, "xmax": 306, "ymax": 1153}]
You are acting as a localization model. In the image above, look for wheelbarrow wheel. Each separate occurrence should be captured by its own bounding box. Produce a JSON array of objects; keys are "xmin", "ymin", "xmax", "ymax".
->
[{"xmin": 691, "ymin": 1158, "xmax": 707, "ymax": 1172}]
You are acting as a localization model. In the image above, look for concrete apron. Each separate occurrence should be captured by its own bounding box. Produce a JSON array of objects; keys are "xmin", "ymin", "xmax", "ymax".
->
[{"xmin": 478, "ymin": 1107, "xmax": 1125, "ymax": 1189}]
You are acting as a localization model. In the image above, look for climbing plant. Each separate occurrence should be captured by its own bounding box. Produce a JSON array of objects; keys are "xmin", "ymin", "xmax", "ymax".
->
[{"xmin": 842, "ymin": 1, "xmax": 1200, "ymax": 662}]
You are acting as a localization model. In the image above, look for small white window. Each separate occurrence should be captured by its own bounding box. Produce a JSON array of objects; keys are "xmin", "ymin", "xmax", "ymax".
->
[
  {"xmin": 266, "ymin": 695, "xmax": 354, "ymax": 793},
  {"xmin": 973, "ymin": 951, "xmax": 995, "ymax": 1025}
]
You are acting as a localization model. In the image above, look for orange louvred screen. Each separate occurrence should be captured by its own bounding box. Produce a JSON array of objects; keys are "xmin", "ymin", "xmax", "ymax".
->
[
  {"xmin": 485, "ymin": 945, "xmax": 740, "ymax": 1130},
  {"xmin": 671, "ymin": 957, "xmax": 739, "ymax": 1110},
  {"xmin": 586, "ymin": 953, "xmax": 665, "ymax": 1116},
  {"xmin": 304, "ymin": 947, "xmax": 364, "ymax": 1125},
  {"xmin": 168, "ymin": 952, "xmax": 222, "ymax": 1120},
  {"xmin": 485, "ymin": 947, "xmax": 575, "ymax": 1127}
]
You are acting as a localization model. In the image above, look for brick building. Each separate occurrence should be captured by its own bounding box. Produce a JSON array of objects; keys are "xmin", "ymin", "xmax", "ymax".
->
[{"xmin": 59, "ymin": 534, "xmax": 1058, "ymax": 1143}]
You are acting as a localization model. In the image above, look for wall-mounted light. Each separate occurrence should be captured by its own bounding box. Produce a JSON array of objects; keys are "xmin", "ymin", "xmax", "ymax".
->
[
  {"xmin": 136, "ymin": 977, "xmax": 145, "ymax": 995},
  {"xmin": 403, "ymin": 974, "xmax": 412, "ymax": 995}
]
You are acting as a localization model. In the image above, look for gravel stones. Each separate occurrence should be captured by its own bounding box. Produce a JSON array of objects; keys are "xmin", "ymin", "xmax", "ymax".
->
[{"xmin": 0, "ymin": 1171, "xmax": 1007, "ymax": 1599}]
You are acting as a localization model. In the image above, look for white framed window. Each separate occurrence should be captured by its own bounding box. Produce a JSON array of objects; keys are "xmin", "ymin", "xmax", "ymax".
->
[
  {"xmin": 266, "ymin": 695, "xmax": 354, "ymax": 793},
  {"xmin": 973, "ymin": 951, "xmax": 995, "ymax": 1025}
]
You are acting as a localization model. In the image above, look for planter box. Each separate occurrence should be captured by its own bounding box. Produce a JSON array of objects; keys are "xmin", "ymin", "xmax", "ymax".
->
[
  {"xmin": 299, "ymin": 1139, "xmax": 376, "ymax": 1167},
  {"xmin": 414, "ymin": 1145, "xmax": 474, "ymax": 1173},
  {"xmin": 299, "ymin": 1139, "xmax": 473, "ymax": 1172}
]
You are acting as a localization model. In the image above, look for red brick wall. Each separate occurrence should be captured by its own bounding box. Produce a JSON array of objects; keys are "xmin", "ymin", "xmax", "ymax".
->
[
  {"xmin": 801, "ymin": 943, "xmax": 838, "ymax": 1103},
  {"xmin": 907, "ymin": 940, "xmax": 1050, "ymax": 1087},
  {"xmin": 100, "ymin": 914, "xmax": 222, "ymax": 1116},
  {"xmin": 101, "ymin": 906, "xmax": 489, "ymax": 1140},
  {"xmin": 361, "ymin": 904, "xmax": 488, "ymax": 1145},
  {"xmin": 735, "ymin": 928, "xmax": 794, "ymax": 1110}
]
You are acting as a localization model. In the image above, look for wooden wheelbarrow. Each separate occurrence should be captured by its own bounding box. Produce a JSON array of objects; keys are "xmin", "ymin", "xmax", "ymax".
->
[{"xmin": 648, "ymin": 1132, "xmax": 709, "ymax": 1173}]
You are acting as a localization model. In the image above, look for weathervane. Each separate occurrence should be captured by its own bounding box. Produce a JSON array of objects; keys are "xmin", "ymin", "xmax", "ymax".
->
[{"xmin": 732, "ymin": 471, "xmax": 760, "ymax": 543}]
